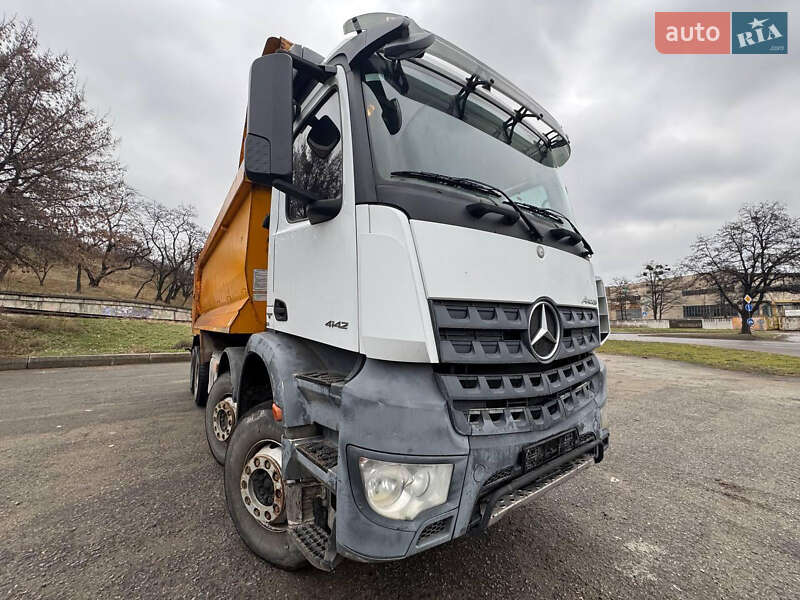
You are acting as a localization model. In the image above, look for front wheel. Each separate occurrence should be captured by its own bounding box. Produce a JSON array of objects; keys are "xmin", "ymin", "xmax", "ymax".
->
[
  {"xmin": 223, "ymin": 403, "xmax": 306, "ymax": 570},
  {"xmin": 205, "ymin": 372, "xmax": 236, "ymax": 465}
]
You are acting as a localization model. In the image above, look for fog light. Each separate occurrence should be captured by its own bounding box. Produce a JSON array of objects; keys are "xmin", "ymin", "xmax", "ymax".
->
[{"xmin": 358, "ymin": 458, "xmax": 452, "ymax": 520}]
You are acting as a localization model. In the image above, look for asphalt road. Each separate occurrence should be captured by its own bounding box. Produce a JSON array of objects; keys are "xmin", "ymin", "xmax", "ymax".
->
[
  {"xmin": 1, "ymin": 358, "xmax": 798, "ymax": 599},
  {"xmin": 610, "ymin": 332, "xmax": 800, "ymax": 357}
]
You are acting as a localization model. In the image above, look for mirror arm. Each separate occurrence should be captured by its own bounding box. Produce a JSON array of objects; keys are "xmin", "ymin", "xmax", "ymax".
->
[
  {"xmin": 272, "ymin": 179, "xmax": 323, "ymax": 205},
  {"xmin": 278, "ymin": 51, "xmax": 336, "ymax": 83}
]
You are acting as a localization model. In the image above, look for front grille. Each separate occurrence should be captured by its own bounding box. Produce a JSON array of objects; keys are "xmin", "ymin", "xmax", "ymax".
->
[
  {"xmin": 439, "ymin": 354, "xmax": 600, "ymax": 412},
  {"xmin": 431, "ymin": 300, "xmax": 600, "ymax": 364},
  {"xmin": 417, "ymin": 517, "xmax": 452, "ymax": 544},
  {"xmin": 431, "ymin": 300, "xmax": 602, "ymax": 436},
  {"xmin": 436, "ymin": 354, "xmax": 601, "ymax": 435},
  {"xmin": 432, "ymin": 301, "xmax": 531, "ymax": 363}
]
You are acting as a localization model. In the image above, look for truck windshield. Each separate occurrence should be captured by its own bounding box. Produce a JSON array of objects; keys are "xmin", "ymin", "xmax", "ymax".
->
[{"xmin": 361, "ymin": 58, "xmax": 574, "ymax": 218}]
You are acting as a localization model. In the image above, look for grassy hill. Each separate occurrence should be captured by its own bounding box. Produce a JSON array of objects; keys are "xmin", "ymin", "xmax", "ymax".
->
[
  {"xmin": 0, "ymin": 313, "xmax": 192, "ymax": 357},
  {"xmin": 0, "ymin": 263, "xmax": 189, "ymax": 306}
]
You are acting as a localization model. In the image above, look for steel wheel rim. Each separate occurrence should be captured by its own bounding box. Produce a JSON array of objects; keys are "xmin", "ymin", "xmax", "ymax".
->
[
  {"xmin": 212, "ymin": 396, "xmax": 237, "ymax": 442},
  {"xmin": 240, "ymin": 440, "xmax": 286, "ymax": 531}
]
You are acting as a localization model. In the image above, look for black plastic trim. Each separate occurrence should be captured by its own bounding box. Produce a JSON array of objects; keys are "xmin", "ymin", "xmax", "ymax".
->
[
  {"xmin": 330, "ymin": 17, "xmax": 411, "ymax": 65},
  {"xmin": 344, "ymin": 63, "xmax": 380, "ymax": 208},
  {"xmin": 274, "ymin": 299, "xmax": 288, "ymax": 321},
  {"xmin": 369, "ymin": 182, "xmax": 588, "ymax": 259}
]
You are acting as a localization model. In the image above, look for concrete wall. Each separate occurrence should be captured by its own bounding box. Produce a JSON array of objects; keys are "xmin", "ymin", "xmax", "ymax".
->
[
  {"xmin": 610, "ymin": 319, "xmax": 670, "ymax": 329},
  {"xmin": 781, "ymin": 316, "xmax": 800, "ymax": 331},
  {"xmin": 0, "ymin": 292, "xmax": 191, "ymax": 322},
  {"xmin": 701, "ymin": 318, "xmax": 735, "ymax": 330}
]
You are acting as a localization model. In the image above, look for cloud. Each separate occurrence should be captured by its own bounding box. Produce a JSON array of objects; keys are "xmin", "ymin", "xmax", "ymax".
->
[{"xmin": 4, "ymin": 0, "xmax": 799, "ymax": 279}]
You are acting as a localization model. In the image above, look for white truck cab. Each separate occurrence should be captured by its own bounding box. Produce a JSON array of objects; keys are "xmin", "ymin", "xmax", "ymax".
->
[{"xmin": 196, "ymin": 13, "xmax": 610, "ymax": 571}]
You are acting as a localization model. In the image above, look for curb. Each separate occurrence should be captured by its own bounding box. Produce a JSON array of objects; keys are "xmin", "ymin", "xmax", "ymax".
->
[{"xmin": 0, "ymin": 352, "xmax": 190, "ymax": 371}]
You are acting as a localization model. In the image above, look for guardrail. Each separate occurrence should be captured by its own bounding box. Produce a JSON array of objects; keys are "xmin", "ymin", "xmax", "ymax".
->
[{"xmin": 0, "ymin": 291, "xmax": 191, "ymax": 322}]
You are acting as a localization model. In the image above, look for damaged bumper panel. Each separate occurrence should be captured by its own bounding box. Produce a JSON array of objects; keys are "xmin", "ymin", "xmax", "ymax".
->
[{"xmin": 327, "ymin": 356, "xmax": 608, "ymax": 563}]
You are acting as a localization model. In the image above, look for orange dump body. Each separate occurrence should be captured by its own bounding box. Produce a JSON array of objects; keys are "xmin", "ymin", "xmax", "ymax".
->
[
  {"xmin": 192, "ymin": 166, "xmax": 270, "ymax": 335},
  {"xmin": 192, "ymin": 36, "xmax": 292, "ymax": 336}
]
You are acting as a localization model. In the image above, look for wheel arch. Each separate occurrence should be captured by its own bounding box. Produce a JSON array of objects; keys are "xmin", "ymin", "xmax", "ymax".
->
[
  {"xmin": 240, "ymin": 331, "xmax": 328, "ymax": 426},
  {"xmin": 218, "ymin": 346, "xmax": 246, "ymax": 403},
  {"xmin": 237, "ymin": 352, "xmax": 274, "ymax": 418}
]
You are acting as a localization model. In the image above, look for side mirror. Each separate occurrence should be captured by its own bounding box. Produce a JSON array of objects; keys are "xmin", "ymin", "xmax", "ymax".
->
[
  {"xmin": 382, "ymin": 31, "xmax": 435, "ymax": 60},
  {"xmin": 381, "ymin": 98, "xmax": 402, "ymax": 134},
  {"xmin": 364, "ymin": 79, "xmax": 403, "ymax": 135},
  {"xmin": 244, "ymin": 53, "xmax": 293, "ymax": 185}
]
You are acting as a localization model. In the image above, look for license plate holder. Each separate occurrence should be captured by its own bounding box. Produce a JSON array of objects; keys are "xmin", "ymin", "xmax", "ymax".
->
[{"xmin": 521, "ymin": 429, "xmax": 578, "ymax": 472}]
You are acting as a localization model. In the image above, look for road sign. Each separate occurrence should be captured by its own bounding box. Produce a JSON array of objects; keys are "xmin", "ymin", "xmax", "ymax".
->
[
  {"xmin": 747, "ymin": 318, "xmax": 755, "ymax": 326},
  {"xmin": 743, "ymin": 294, "xmax": 752, "ymax": 303},
  {"xmin": 745, "ymin": 302, "xmax": 753, "ymax": 312}
]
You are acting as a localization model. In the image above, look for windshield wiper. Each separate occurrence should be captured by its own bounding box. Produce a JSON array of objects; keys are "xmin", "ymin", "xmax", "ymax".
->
[
  {"xmin": 511, "ymin": 201, "xmax": 594, "ymax": 257},
  {"xmin": 391, "ymin": 171, "xmax": 544, "ymax": 242},
  {"xmin": 391, "ymin": 171, "xmax": 500, "ymax": 198}
]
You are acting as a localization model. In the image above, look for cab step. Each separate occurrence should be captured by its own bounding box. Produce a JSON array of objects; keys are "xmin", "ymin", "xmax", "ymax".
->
[
  {"xmin": 297, "ymin": 439, "xmax": 338, "ymax": 470},
  {"xmin": 289, "ymin": 523, "xmax": 341, "ymax": 571},
  {"xmin": 295, "ymin": 371, "xmax": 347, "ymax": 405},
  {"xmin": 290, "ymin": 438, "xmax": 338, "ymax": 491}
]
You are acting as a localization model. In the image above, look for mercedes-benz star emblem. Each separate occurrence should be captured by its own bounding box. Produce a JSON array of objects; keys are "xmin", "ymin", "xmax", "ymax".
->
[{"xmin": 528, "ymin": 301, "xmax": 561, "ymax": 362}]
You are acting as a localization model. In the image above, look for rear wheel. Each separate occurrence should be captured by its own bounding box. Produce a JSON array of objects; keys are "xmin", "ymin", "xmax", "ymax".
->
[
  {"xmin": 189, "ymin": 346, "xmax": 198, "ymax": 394},
  {"xmin": 205, "ymin": 372, "xmax": 236, "ymax": 465},
  {"xmin": 224, "ymin": 403, "xmax": 306, "ymax": 570},
  {"xmin": 191, "ymin": 347, "xmax": 209, "ymax": 407}
]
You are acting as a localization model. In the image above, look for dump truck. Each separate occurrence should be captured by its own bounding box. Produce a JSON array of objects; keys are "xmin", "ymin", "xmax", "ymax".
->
[{"xmin": 189, "ymin": 12, "xmax": 611, "ymax": 571}]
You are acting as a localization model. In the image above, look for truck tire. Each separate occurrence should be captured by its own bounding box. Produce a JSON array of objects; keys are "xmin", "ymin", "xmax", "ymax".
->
[
  {"xmin": 224, "ymin": 403, "xmax": 306, "ymax": 570},
  {"xmin": 191, "ymin": 347, "xmax": 209, "ymax": 407},
  {"xmin": 190, "ymin": 346, "xmax": 198, "ymax": 394},
  {"xmin": 205, "ymin": 372, "xmax": 236, "ymax": 465}
]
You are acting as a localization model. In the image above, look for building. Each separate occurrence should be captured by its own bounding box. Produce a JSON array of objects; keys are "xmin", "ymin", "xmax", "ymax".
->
[{"xmin": 606, "ymin": 273, "xmax": 800, "ymax": 327}]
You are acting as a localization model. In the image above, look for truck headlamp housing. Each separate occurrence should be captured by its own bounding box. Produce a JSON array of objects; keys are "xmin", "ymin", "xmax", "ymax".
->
[{"xmin": 358, "ymin": 457, "xmax": 452, "ymax": 520}]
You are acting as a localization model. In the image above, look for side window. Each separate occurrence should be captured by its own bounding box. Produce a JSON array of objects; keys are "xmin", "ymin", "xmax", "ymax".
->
[{"xmin": 288, "ymin": 91, "xmax": 343, "ymax": 221}]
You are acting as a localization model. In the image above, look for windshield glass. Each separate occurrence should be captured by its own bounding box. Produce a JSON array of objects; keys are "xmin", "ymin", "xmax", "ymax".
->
[{"xmin": 361, "ymin": 58, "xmax": 573, "ymax": 218}]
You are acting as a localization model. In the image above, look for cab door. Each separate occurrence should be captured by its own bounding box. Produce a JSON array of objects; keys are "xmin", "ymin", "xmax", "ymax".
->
[{"xmin": 267, "ymin": 67, "xmax": 359, "ymax": 351}]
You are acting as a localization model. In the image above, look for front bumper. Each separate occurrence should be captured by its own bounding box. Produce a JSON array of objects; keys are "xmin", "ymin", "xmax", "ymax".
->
[
  {"xmin": 332, "ymin": 356, "xmax": 609, "ymax": 562},
  {"xmin": 477, "ymin": 431, "xmax": 608, "ymax": 530}
]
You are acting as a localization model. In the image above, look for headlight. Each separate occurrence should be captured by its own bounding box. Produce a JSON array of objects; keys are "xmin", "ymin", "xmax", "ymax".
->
[{"xmin": 358, "ymin": 457, "xmax": 453, "ymax": 520}]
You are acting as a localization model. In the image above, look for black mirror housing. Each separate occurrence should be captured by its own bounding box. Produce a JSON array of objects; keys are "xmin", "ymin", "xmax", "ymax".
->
[
  {"xmin": 244, "ymin": 53, "xmax": 294, "ymax": 185},
  {"xmin": 382, "ymin": 31, "xmax": 435, "ymax": 60}
]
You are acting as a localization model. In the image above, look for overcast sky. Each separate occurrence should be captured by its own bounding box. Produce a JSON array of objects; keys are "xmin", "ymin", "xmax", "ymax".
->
[{"xmin": 4, "ymin": 1, "xmax": 798, "ymax": 279}]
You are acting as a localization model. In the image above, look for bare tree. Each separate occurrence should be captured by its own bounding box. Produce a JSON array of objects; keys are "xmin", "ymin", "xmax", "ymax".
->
[
  {"xmin": 639, "ymin": 261, "xmax": 682, "ymax": 320},
  {"xmin": 162, "ymin": 221, "xmax": 204, "ymax": 305},
  {"xmin": 608, "ymin": 277, "xmax": 638, "ymax": 321},
  {"xmin": 68, "ymin": 181, "xmax": 148, "ymax": 290},
  {"xmin": 136, "ymin": 201, "xmax": 206, "ymax": 303},
  {"xmin": 684, "ymin": 201, "xmax": 800, "ymax": 334},
  {"xmin": 0, "ymin": 17, "xmax": 118, "ymax": 281}
]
